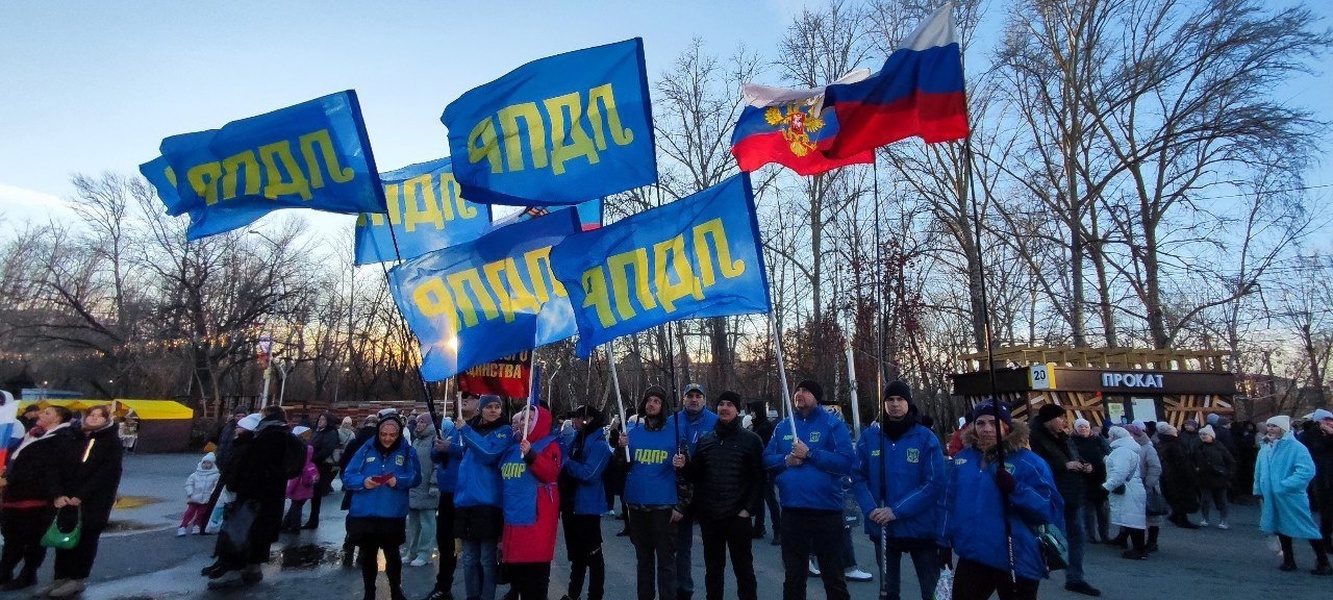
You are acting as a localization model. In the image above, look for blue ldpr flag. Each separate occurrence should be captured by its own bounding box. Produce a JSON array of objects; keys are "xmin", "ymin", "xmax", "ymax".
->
[
  {"xmin": 388, "ymin": 211, "xmax": 582, "ymax": 381},
  {"xmin": 528, "ymin": 363, "xmax": 542, "ymax": 407},
  {"xmin": 549, "ymin": 174, "xmax": 772, "ymax": 358},
  {"xmin": 354, "ymin": 158, "xmax": 495, "ymax": 265},
  {"xmin": 441, "ymin": 38, "xmax": 657, "ymax": 206},
  {"xmin": 140, "ymin": 90, "xmax": 385, "ymax": 240}
]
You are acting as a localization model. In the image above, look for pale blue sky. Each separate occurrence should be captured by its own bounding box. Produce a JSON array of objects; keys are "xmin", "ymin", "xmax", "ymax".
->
[
  {"xmin": 0, "ymin": 0, "xmax": 801, "ymax": 224},
  {"xmin": 2, "ymin": 1, "xmax": 1331, "ymax": 232}
]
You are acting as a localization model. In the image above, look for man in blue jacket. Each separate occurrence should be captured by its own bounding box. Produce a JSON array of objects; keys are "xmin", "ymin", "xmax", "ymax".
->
[
  {"xmin": 762, "ymin": 380, "xmax": 855, "ymax": 600},
  {"xmin": 558, "ymin": 404, "xmax": 614, "ymax": 600},
  {"xmin": 671, "ymin": 383, "xmax": 717, "ymax": 600},
  {"xmin": 620, "ymin": 386, "xmax": 691, "ymax": 600},
  {"xmin": 944, "ymin": 400, "xmax": 1061, "ymax": 600},
  {"xmin": 851, "ymin": 381, "xmax": 944, "ymax": 600}
]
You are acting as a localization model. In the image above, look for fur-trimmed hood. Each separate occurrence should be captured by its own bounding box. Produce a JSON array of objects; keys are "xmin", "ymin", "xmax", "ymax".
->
[{"xmin": 961, "ymin": 420, "xmax": 1030, "ymax": 455}]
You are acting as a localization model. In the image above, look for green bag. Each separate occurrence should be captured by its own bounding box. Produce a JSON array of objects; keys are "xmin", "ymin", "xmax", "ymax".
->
[{"xmin": 40, "ymin": 506, "xmax": 81, "ymax": 550}]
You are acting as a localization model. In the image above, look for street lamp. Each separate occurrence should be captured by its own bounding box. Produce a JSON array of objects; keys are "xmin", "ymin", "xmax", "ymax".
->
[
  {"xmin": 250, "ymin": 231, "xmax": 282, "ymax": 409},
  {"xmin": 41, "ymin": 380, "xmax": 49, "ymax": 400}
]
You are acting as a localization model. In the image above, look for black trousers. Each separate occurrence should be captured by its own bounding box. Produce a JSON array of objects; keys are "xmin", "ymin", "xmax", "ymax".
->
[
  {"xmin": 360, "ymin": 541, "xmax": 403, "ymax": 595},
  {"xmin": 754, "ymin": 480, "xmax": 780, "ymax": 533},
  {"xmin": 628, "ymin": 508, "xmax": 676, "ymax": 600},
  {"xmin": 0, "ymin": 507, "xmax": 54, "ymax": 580},
  {"xmin": 506, "ymin": 562, "xmax": 552, "ymax": 600},
  {"xmin": 562, "ymin": 513, "xmax": 605, "ymax": 600},
  {"xmin": 53, "ymin": 526, "xmax": 105, "ymax": 580},
  {"xmin": 779, "ymin": 509, "xmax": 847, "ymax": 600},
  {"xmin": 699, "ymin": 515, "xmax": 756, "ymax": 600},
  {"xmin": 951, "ymin": 558, "xmax": 1039, "ymax": 600},
  {"xmin": 310, "ymin": 463, "xmax": 335, "ymax": 523},
  {"xmin": 434, "ymin": 492, "xmax": 458, "ymax": 593}
]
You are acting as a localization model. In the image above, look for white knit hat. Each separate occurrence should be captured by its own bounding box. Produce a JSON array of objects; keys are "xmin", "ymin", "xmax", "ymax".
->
[{"xmin": 1265, "ymin": 415, "xmax": 1291, "ymax": 433}]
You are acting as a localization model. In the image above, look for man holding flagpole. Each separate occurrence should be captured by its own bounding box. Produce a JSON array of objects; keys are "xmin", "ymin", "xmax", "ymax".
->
[
  {"xmin": 762, "ymin": 380, "xmax": 855, "ymax": 600},
  {"xmin": 670, "ymin": 383, "xmax": 717, "ymax": 600}
]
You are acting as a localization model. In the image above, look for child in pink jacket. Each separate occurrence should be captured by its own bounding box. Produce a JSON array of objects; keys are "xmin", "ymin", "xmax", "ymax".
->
[{"xmin": 281, "ymin": 445, "xmax": 319, "ymax": 533}]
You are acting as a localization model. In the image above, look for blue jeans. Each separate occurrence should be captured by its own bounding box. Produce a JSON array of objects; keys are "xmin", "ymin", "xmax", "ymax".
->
[
  {"xmin": 871, "ymin": 537, "xmax": 939, "ymax": 600},
  {"xmin": 1064, "ymin": 504, "xmax": 1087, "ymax": 585},
  {"xmin": 675, "ymin": 513, "xmax": 696, "ymax": 597},
  {"xmin": 460, "ymin": 537, "xmax": 497, "ymax": 600}
]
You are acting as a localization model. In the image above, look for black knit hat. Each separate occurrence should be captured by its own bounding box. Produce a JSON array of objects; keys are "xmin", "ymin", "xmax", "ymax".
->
[
  {"xmin": 1036, "ymin": 403, "xmax": 1066, "ymax": 423},
  {"xmin": 715, "ymin": 390, "xmax": 742, "ymax": 409},
  {"xmin": 883, "ymin": 380, "xmax": 913, "ymax": 403},
  {"xmin": 797, "ymin": 379, "xmax": 827, "ymax": 404}
]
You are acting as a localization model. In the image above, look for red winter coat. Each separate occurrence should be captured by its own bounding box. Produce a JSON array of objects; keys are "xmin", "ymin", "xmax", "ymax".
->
[
  {"xmin": 286, "ymin": 446, "xmax": 319, "ymax": 501},
  {"xmin": 501, "ymin": 407, "xmax": 563, "ymax": 563}
]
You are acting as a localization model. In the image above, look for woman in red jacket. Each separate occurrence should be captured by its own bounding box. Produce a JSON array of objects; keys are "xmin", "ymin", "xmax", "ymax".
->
[{"xmin": 500, "ymin": 404, "xmax": 563, "ymax": 600}]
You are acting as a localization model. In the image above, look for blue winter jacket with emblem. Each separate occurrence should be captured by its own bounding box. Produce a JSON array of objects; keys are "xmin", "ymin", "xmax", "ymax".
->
[
  {"xmin": 342, "ymin": 437, "xmax": 422, "ymax": 519},
  {"xmin": 559, "ymin": 425, "xmax": 613, "ymax": 515},
  {"xmin": 432, "ymin": 419, "xmax": 462, "ymax": 494},
  {"xmin": 454, "ymin": 419, "xmax": 513, "ymax": 508},
  {"xmin": 851, "ymin": 420, "xmax": 945, "ymax": 540},
  {"xmin": 943, "ymin": 425, "xmax": 1062, "ymax": 582},
  {"xmin": 670, "ymin": 407, "xmax": 719, "ymax": 455},
  {"xmin": 762, "ymin": 407, "xmax": 856, "ymax": 511}
]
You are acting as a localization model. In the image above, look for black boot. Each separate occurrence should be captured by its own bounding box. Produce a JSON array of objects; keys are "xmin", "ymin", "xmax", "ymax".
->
[
  {"xmin": 1146, "ymin": 526, "xmax": 1160, "ymax": 552},
  {"xmin": 1108, "ymin": 528, "xmax": 1129, "ymax": 548},
  {"xmin": 0, "ymin": 568, "xmax": 37, "ymax": 591}
]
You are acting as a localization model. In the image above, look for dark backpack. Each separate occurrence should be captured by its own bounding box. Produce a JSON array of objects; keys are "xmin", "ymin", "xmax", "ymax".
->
[{"xmin": 283, "ymin": 432, "xmax": 307, "ymax": 479}]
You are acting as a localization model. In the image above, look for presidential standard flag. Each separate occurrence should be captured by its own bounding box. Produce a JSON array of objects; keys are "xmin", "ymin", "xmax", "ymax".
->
[
  {"xmin": 141, "ymin": 90, "xmax": 385, "ymax": 240},
  {"xmin": 549, "ymin": 174, "xmax": 771, "ymax": 358},
  {"xmin": 354, "ymin": 158, "xmax": 494, "ymax": 265},
  {"xmin": 441, "ymin": 38, "xmax": 657, "ymax": 206},
  {"xmin": 388, "ymin": 211, "xmax": 581, "ymax": 381},
  {"xmin": 730, "ymin": 70, "xmax": 875, "ymax": 176},
  {"xmin": 820, "ymin": 2, "xmax": 968, "ymax": 158}
]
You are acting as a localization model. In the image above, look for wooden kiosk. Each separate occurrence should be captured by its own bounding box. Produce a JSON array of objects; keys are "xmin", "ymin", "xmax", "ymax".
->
[{"xmin": 951, "ymin": 346, "xmax": 1236, "ymax": 428}]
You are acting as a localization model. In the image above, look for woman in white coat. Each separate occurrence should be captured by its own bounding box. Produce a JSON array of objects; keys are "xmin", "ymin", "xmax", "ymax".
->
[{"xmin": 1102, "ymin": 426, "xmax": 1148, "ymax": 560}]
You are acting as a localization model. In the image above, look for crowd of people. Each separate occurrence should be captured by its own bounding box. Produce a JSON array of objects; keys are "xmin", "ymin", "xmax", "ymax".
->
[
  {"xmin": 4, "ymin": 384, "xmax": 1333, "ymax": 600},
  {"xmin": 146, "ymin": 392, "xmax": 1333, "ymax": 600},
  {"xmin": 0, "ymin": 393, "xmax": 125, "ymax": 597}
]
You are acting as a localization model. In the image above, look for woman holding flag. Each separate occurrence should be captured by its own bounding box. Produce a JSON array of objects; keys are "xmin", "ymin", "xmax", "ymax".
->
[
  {"xmin": 454, "ymin": 395, "xmax": 511, "ymax": 600},
  {"xmin": 499, "ymin": 402, "xmax": 562, "ymax": 600}
]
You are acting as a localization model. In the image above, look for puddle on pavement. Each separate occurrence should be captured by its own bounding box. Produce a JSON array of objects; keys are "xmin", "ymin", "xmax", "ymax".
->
[
  {"xmin": 276, "ymin": 543, "xmax": 347, "ymax": 569},
  {"xmin": 104, "ymin": 519, "xmax": 158, "ymax": 532}
]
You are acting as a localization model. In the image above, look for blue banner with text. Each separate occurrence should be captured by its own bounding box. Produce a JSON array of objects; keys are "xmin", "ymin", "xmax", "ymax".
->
[
  {"xmin": 354, "ymin": 158, "xmax": 494, "ymax": 265},
  {"xmin": 549, "ymin": 174, "xmax": 771, "ymax": 358},
  {"xmin": 141, "ymin": 90, "xmax": 385, "ymax": 240},
  {"xmin": 441, "ymin": 38, "xmax": 657, "ymax": 206},
  {"xmin": 389, "ymin": 211, "xmax": 582, "ymax": 381}
]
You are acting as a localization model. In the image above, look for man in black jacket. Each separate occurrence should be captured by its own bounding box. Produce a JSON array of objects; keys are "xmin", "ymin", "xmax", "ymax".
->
[
  {"xmin": 1029, "ymin": 404, "xmax": 1100, "ymax": 597},
  {"xmin": 211, "ymin": 405, "xmax": 300, "ymax": 587},
  {"xmin": 684, "ymin": 391, "xmax": 764, "ymax": 600}
]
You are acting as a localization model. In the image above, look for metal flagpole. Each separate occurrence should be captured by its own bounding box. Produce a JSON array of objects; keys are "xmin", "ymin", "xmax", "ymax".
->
[
  {"xmin": 380, "ymin": 224, "xmax": 443, "ymax": 438},
  {"xmin": 769, "ymin": 313, "xmax": 797, "ymax": 440},
  {"xmin": 607, "ymin": 341, "xmax": 631, "ymax": 462},
  {"xmin": 844, "ymin": 337, "xmax": 861, "ymax": 441}
]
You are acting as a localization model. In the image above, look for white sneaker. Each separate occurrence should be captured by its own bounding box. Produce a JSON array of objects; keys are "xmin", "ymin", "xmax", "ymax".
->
[
  {"xmin": 1199, "ymin": 519, "xmax": 1210, "ymax": 527},
  {"xmin": 844, "ymin": 567, "xmax": 873, "ymax": 582},
  {"xmin": 1218, "ymin": 521, "xmax": 1229, "ymax": 530},
  {"xmin": 808, "ymin": 560, "xmax": 820, "ymax": 576},
  {"xmin": 410, "ymin": 557, "xmax": 430, "ymax": 567},
  {"xmin": 177, "ymin": 527, "xmax": 188, "ymax": 537},
  {"xmin": 193, "ymin": 526, "xmax": 204, "ymax": 535}
]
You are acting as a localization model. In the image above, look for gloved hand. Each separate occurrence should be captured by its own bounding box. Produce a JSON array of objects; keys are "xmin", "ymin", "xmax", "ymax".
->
[{"xmin": 995, "ymin": 468, "xmax": 1017, "ymax": 495}]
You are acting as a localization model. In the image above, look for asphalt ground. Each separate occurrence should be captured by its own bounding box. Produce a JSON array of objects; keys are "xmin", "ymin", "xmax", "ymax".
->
[{"xmin": 9, "ymin": 452, "xmax": 1328, "ymax": 599}]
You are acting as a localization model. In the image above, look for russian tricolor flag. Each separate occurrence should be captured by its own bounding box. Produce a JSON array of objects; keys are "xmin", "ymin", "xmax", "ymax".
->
[
  {"xmin": 821, "ymin": 2, "xmax": 969, "ymax": 158},
  {"xmin": 729, "ymin": 72, "xmax": 875, "ymax": 176}
]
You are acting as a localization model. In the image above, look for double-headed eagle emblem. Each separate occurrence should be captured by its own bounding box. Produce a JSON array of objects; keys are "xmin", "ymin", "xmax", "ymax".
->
[{"xmin": 764, "ymin": 100, "xmax": 825, "ymax": 157}]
